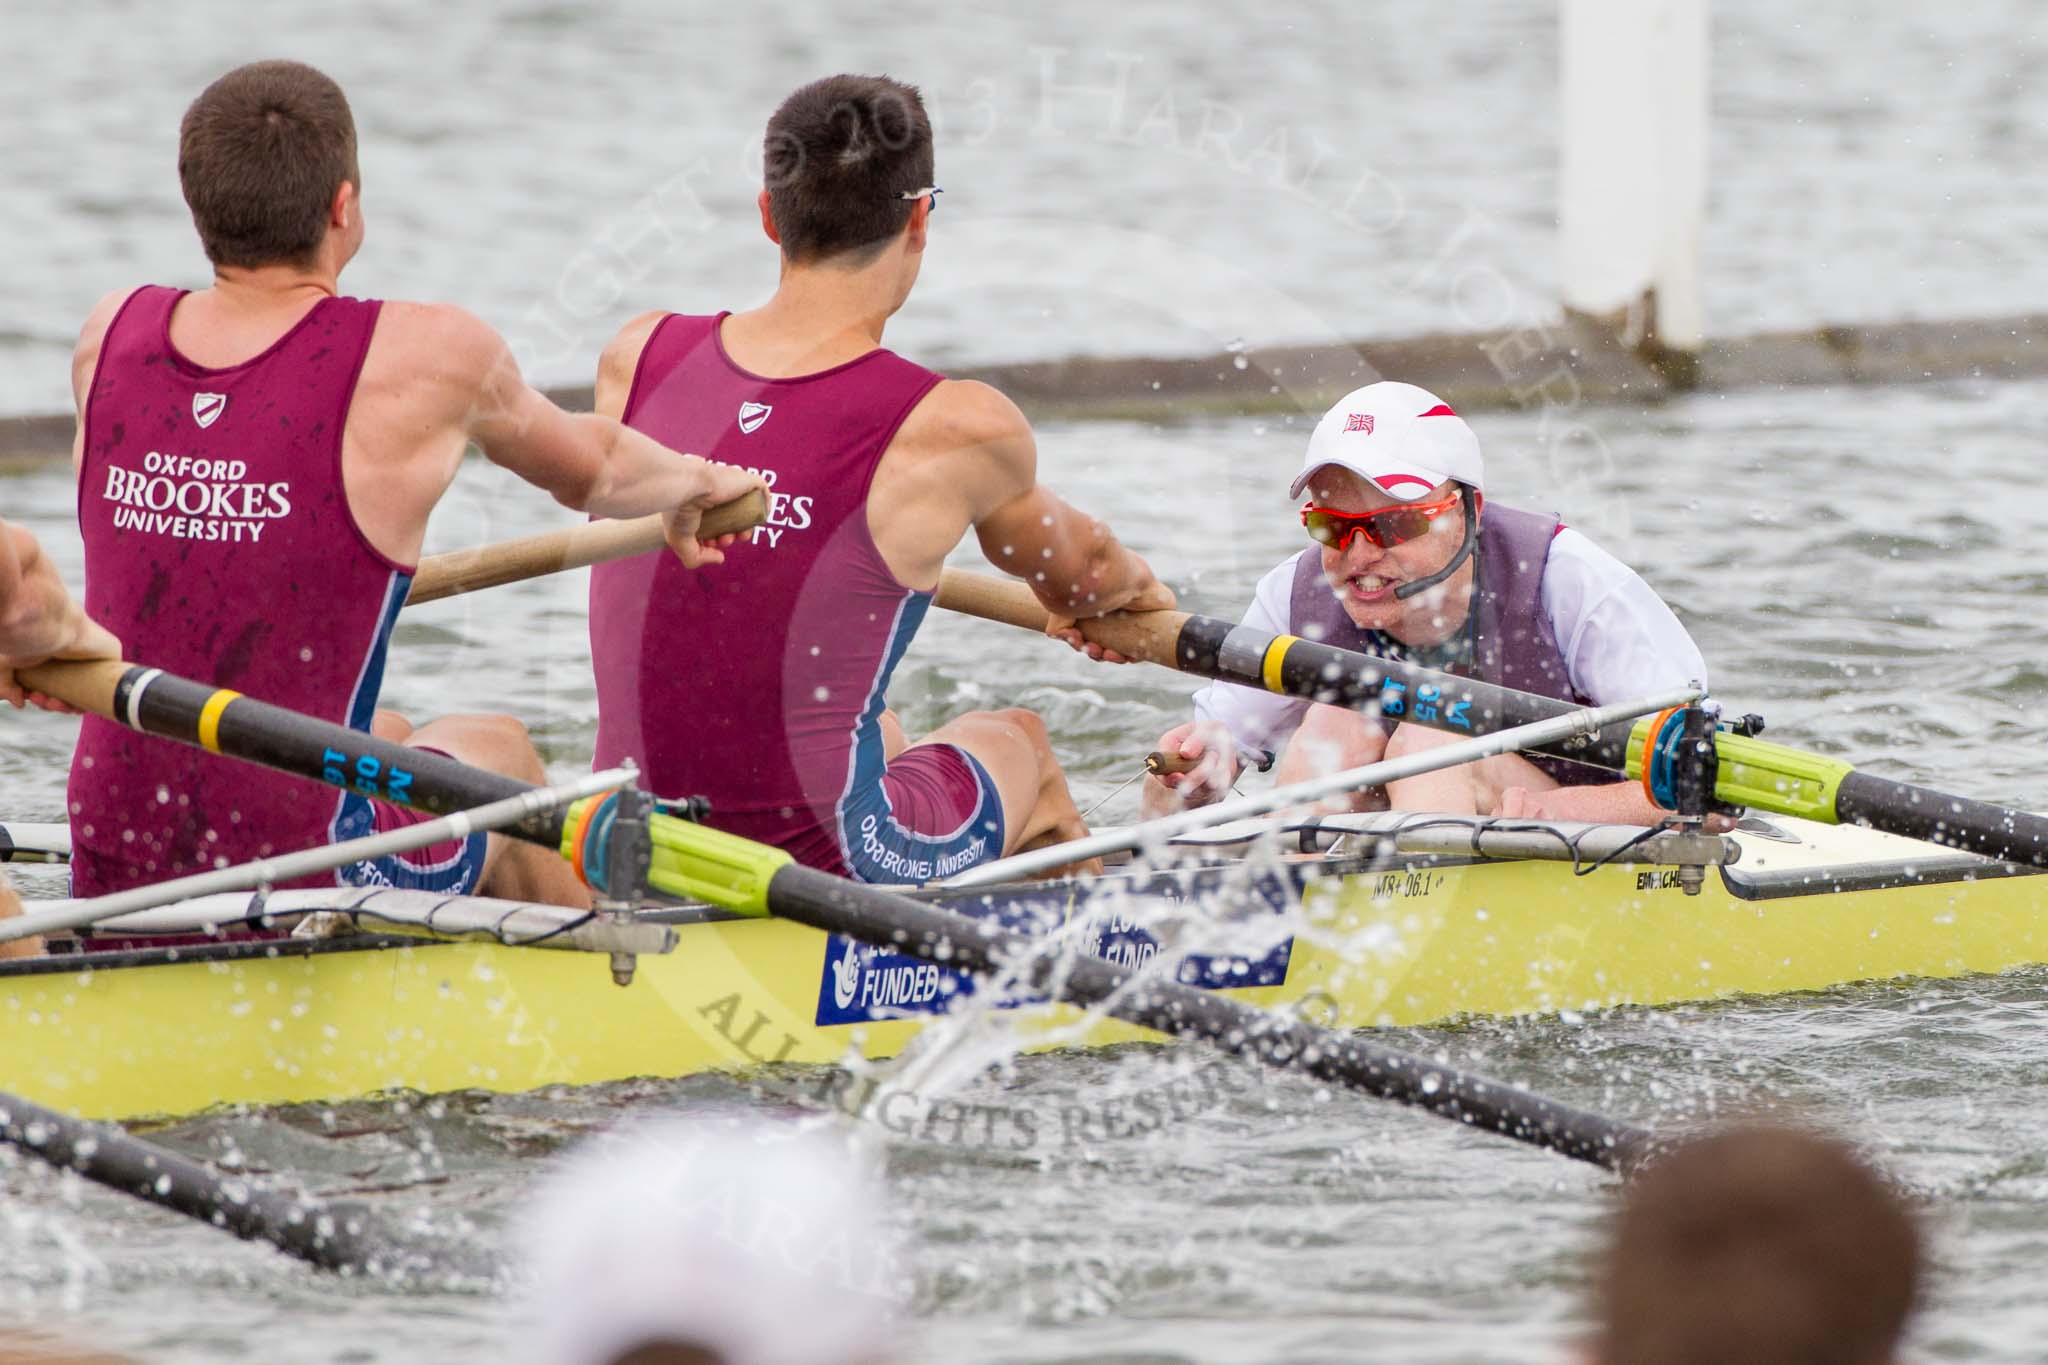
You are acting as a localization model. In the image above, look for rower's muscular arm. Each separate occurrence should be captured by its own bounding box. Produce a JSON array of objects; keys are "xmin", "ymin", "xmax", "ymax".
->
[
  {"xmin": 0, "ymin": 522, "xmax": 120, "ymax": 710},
  {"xmin": 460, "ymin": 309, "xmax": 765, "ymax": 561},
  {"xmin": 1498, "ymin": 778, "xmax": 1679, "ymax": 829},
  {"xmin": 347, "ymin": 304, "xmax": 762, "ymax": 568},
  {"xmin": 68, "ymin": 287, "xmax": 136, "ymax": 475},
  {"xmin": 0, "ymin": 524, "xmax": 83, "ymax": 662},
  {"xmin": 936, "ymin": 382, "xmax": 1167, "ymax": 618}
]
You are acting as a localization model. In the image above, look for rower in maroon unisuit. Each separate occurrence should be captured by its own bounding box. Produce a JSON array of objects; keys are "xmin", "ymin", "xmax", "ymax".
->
[
  {"xmin": 64, "ymin": 60, "xmax": 761, "ymax": 927},
  {"xmin": 590, "ymin": 74, "xmax": 1170, "ymax": 882}
]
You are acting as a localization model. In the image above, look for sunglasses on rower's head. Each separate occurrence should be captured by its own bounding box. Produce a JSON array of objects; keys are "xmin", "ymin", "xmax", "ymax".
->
[
  {"xmin": 898, "ymin": 185, "xmax": 942, "ymax": 213},
  {"xmin": 1301, "ymin": 490, "xmax": 1463, "ymax": 552}
]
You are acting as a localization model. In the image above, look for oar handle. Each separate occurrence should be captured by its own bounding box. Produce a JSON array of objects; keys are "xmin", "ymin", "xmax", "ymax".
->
[
  {"xmin": 1145, "ymin": 750, "xmax": 1202, "ymax": 776},
  {"xmin": 933, "ymin": 568, "xmax": 1190, "ymax": 667},
  {"xmin": 17, "ymin": 656, "xmax": 129, "ymax": 716},
  {"xmin": 404, "ymin": 489, "xmax": 767, "ymax": 606}
]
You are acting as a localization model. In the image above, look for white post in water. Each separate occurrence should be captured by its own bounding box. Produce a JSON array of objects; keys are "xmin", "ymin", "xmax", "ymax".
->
[{"xmin": 1559, "ymin": 0, "xmax": 1708, "ymax": 371}]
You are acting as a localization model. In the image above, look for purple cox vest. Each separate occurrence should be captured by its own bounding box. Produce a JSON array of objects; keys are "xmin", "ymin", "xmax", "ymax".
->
[
  {"xmin": 69, "ymin": 286, "xmax": 408, "ymax": 893},
  {"xmin": 588, "ymin": 312, "xmax": 946, "ymax": 874},
  {"xmin": 1288, "ymin": 501, "xmax": 1610, "ymax": 787}
]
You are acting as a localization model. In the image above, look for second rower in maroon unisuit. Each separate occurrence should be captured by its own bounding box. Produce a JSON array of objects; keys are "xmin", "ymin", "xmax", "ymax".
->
[{"xmin": 590, "ymin": 74, "xmax": 1171, "ymax": 883}]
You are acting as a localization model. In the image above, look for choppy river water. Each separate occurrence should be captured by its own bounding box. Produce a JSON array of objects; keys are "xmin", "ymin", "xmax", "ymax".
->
[
  {"xmin": 6, "ymin": 373, "xmax": 2048, "ymax": 1360},
  {"xmin": 9, "ymin": 1, "xmax": 2048, "ymax": 1359},
  {"xmin": 3, "ymin": 0, "xmax": 2047, "ymax": 416}
]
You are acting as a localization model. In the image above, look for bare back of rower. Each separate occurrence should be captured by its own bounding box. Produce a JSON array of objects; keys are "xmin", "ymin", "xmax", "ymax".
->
[{"xmin": 65, "ymin": 61, "xmax": 763, "ymax": 919}]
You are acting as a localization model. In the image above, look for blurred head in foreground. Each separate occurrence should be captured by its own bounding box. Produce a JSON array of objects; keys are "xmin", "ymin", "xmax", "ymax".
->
[
  {"xmin": 0, "ymin": 1341, "xmax": 128, "ymax": 1363},
  {"xmin": 1593, "ymin": 1125, "xmax": 1921, "ymax": 1365},
  {"xmin": 522, "ymin": 1120, "xmax": 905, "ymax": 1365}
]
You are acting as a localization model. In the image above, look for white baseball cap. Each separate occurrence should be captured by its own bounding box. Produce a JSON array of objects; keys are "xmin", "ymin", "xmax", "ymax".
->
[
  {"xmin": 1288, "ymin": 381, "xmax": 1485, "ymax": 502},
  {"xmin": 522, "ymin": 1119, "xmax": 906, "ymax": 1365}
]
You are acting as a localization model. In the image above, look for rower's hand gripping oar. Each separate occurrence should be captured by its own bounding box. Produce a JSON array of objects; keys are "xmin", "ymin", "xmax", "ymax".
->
[
  {"xmin": 932, "ymin": 570, "xmax": 2048, "ymax": 870},
  {"xmin": 403, "ymin": 488, "xmax": 767, "ymax": 606},
  {"xmin": 16, "ymin": 655, "xmax": 1658, "ymax": 1171}
]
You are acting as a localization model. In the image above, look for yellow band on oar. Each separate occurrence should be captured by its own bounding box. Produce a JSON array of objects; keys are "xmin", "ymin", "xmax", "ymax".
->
[
  {"xmin": 1261, "ymin": 634, "xmax": 1300, "ymax": 694},
  {"xmin": 196, "ymin": 689, "xmax": 242, "ymax": 754}
]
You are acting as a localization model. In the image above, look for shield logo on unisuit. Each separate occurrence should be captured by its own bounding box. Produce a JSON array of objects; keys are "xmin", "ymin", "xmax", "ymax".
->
[
  {"xmin": 192, "ymin": 393, "xmax": 227, "ymax": 429},
  {"xmin": 737, "ymin": 400, "xmax": 772, "ymax": 434}
]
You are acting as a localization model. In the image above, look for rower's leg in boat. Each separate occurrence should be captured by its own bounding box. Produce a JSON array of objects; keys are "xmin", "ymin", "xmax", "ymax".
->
[
  {"xmin": 1382, "ymin": 722, "xmax": 1558, "ymax": 815},
  {"xmin": 395, "ymin": 713, "xmax": 595, "ymax": 911},
  {"xmin": 1271, "ymin": 702, "xmax": 1392, "ymax": 813},
  {"xmin": 0, "ymin": 869, "xmax": 41, "ymax": 960},
  {"xmin": 879, "ymin": 708, "xmax": 909, "ymax": 761},
  {"xmin": 370, "ymin": 709, "xmax": 414, "ymax": 743},
  {"xmin": 915, "ymin": 708, "xmax": 1101, "ymax": 875}
]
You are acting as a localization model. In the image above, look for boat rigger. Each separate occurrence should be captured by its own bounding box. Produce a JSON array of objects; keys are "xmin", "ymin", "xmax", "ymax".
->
[{"xmin": 1, "ymin": 808, "xmax": 2039, "ymax": 1125}]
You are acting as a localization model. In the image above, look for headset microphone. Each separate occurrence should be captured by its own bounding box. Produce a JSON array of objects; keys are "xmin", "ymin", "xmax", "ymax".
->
[{"xmin": 1391, "ymin": 484, "xmax": 1479, "ymax": 601}]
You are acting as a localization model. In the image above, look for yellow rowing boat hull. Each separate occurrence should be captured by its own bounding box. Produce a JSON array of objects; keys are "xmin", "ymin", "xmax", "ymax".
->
[{"xmin": 4, "ymin": 817, "xmax": 2040, "ymax": 1121}]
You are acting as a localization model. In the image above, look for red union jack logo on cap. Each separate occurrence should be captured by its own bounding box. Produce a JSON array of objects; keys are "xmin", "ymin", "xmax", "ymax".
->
[{"xmin": 1343, "ymin": 413, "xmax": 1374, "ymax": 434}]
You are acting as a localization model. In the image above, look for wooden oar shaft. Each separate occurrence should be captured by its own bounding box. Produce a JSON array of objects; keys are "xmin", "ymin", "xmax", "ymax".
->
[
  {"xmin": 404, "ymin": 489, "xmax": 767, "ymax": 606},
  {"xmin": 932, "ymin": 567, "xmax": 1188, "ymax": 664}
]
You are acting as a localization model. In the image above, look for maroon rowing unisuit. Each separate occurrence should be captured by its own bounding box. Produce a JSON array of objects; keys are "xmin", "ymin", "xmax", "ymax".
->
[
  {"xmin": 589, "ymin": 312, "xmax": 1006, "ymax": 882},
  {"xmin": 67, "ymin": 285, "xmax": 481, "ymax": 899}
]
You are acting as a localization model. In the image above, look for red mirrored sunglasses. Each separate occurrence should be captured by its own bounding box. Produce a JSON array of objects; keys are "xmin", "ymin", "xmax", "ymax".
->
[{"xmin": 1301, "ymin": 490, "xmax": 1463, "ymax": 552}]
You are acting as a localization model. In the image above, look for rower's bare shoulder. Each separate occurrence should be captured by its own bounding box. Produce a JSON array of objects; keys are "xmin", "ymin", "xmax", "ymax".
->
[
  {"xmin": 368, "ymin": 300, "xmax": 507, "ymax": 380},
  {"xmin": 71, "ymin": 288, "xmax": 139, "ymax": 393},
  {"xmin": 595, "ymin": 310, "xmax": 669, "ymax": 416},
  {"xmin": 599, "ymin": 309, "xmax": 668, "ymax": 380},
  {"xmin": 75, "ymin": 287, "xmax": 135, "ymax": 346},
  {"xmin": 902, "ymin": 379, "xmax": 1032, "ymax": 463}
]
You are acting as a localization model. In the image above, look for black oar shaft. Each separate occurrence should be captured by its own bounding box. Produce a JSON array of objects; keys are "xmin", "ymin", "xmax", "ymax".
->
[
  {"xmin": 938, "ymin": 570, "xmax": 2048, "ymax": 870},
  {"xmin": 1, "ymin": 1090, "xmax": 383, "ymax": 1272},
  {"xmin": 768, "ymin": 866, "xmax": 1654, "ymax": 1170},
  {"xmin": 931, "ymin": 569, "xmax": 1641, "ymax": 772},
  {"xmin": 113, "ymin": 666, "xmax": 563, "ymax": 845},
  {"xmin": 1171, "ymin": 613, "xmax": 1637, "ymax": 770},
  {"xmin": 1835, "ymin": 770, "xmax": 2048, "ymax": 866}
]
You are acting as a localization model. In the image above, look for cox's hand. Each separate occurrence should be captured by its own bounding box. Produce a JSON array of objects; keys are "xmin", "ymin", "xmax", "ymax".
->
[
  {"xmin": 1139, "ymin": 721, "xmax": 1237, "ymax": 818},
  {"xmin": 664, "ymin": 459, "xmax": 771, "ymax": 568}
]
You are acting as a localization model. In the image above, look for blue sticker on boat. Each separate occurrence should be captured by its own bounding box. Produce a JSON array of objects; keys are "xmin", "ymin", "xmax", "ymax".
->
[
  {"xmin": 814, "ymin": 935, "xmax": 983, "ymax": 1025},
  {"xmin": 1080, "ymin": 905, "xmax": 1295, "ymax": 989}
]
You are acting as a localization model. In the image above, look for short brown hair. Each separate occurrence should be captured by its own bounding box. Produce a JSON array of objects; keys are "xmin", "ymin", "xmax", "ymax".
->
[
  {"xmin": 179, "ymin": 60, "xmax": 359, "ymax": 268},
  {"xmin": 1597, "ymin": 1126, "xmax": 1921, "ymax": 1365},
  {"xmin": 763, "ymin": 75, "xmax": 932, "ymax": 265}
]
